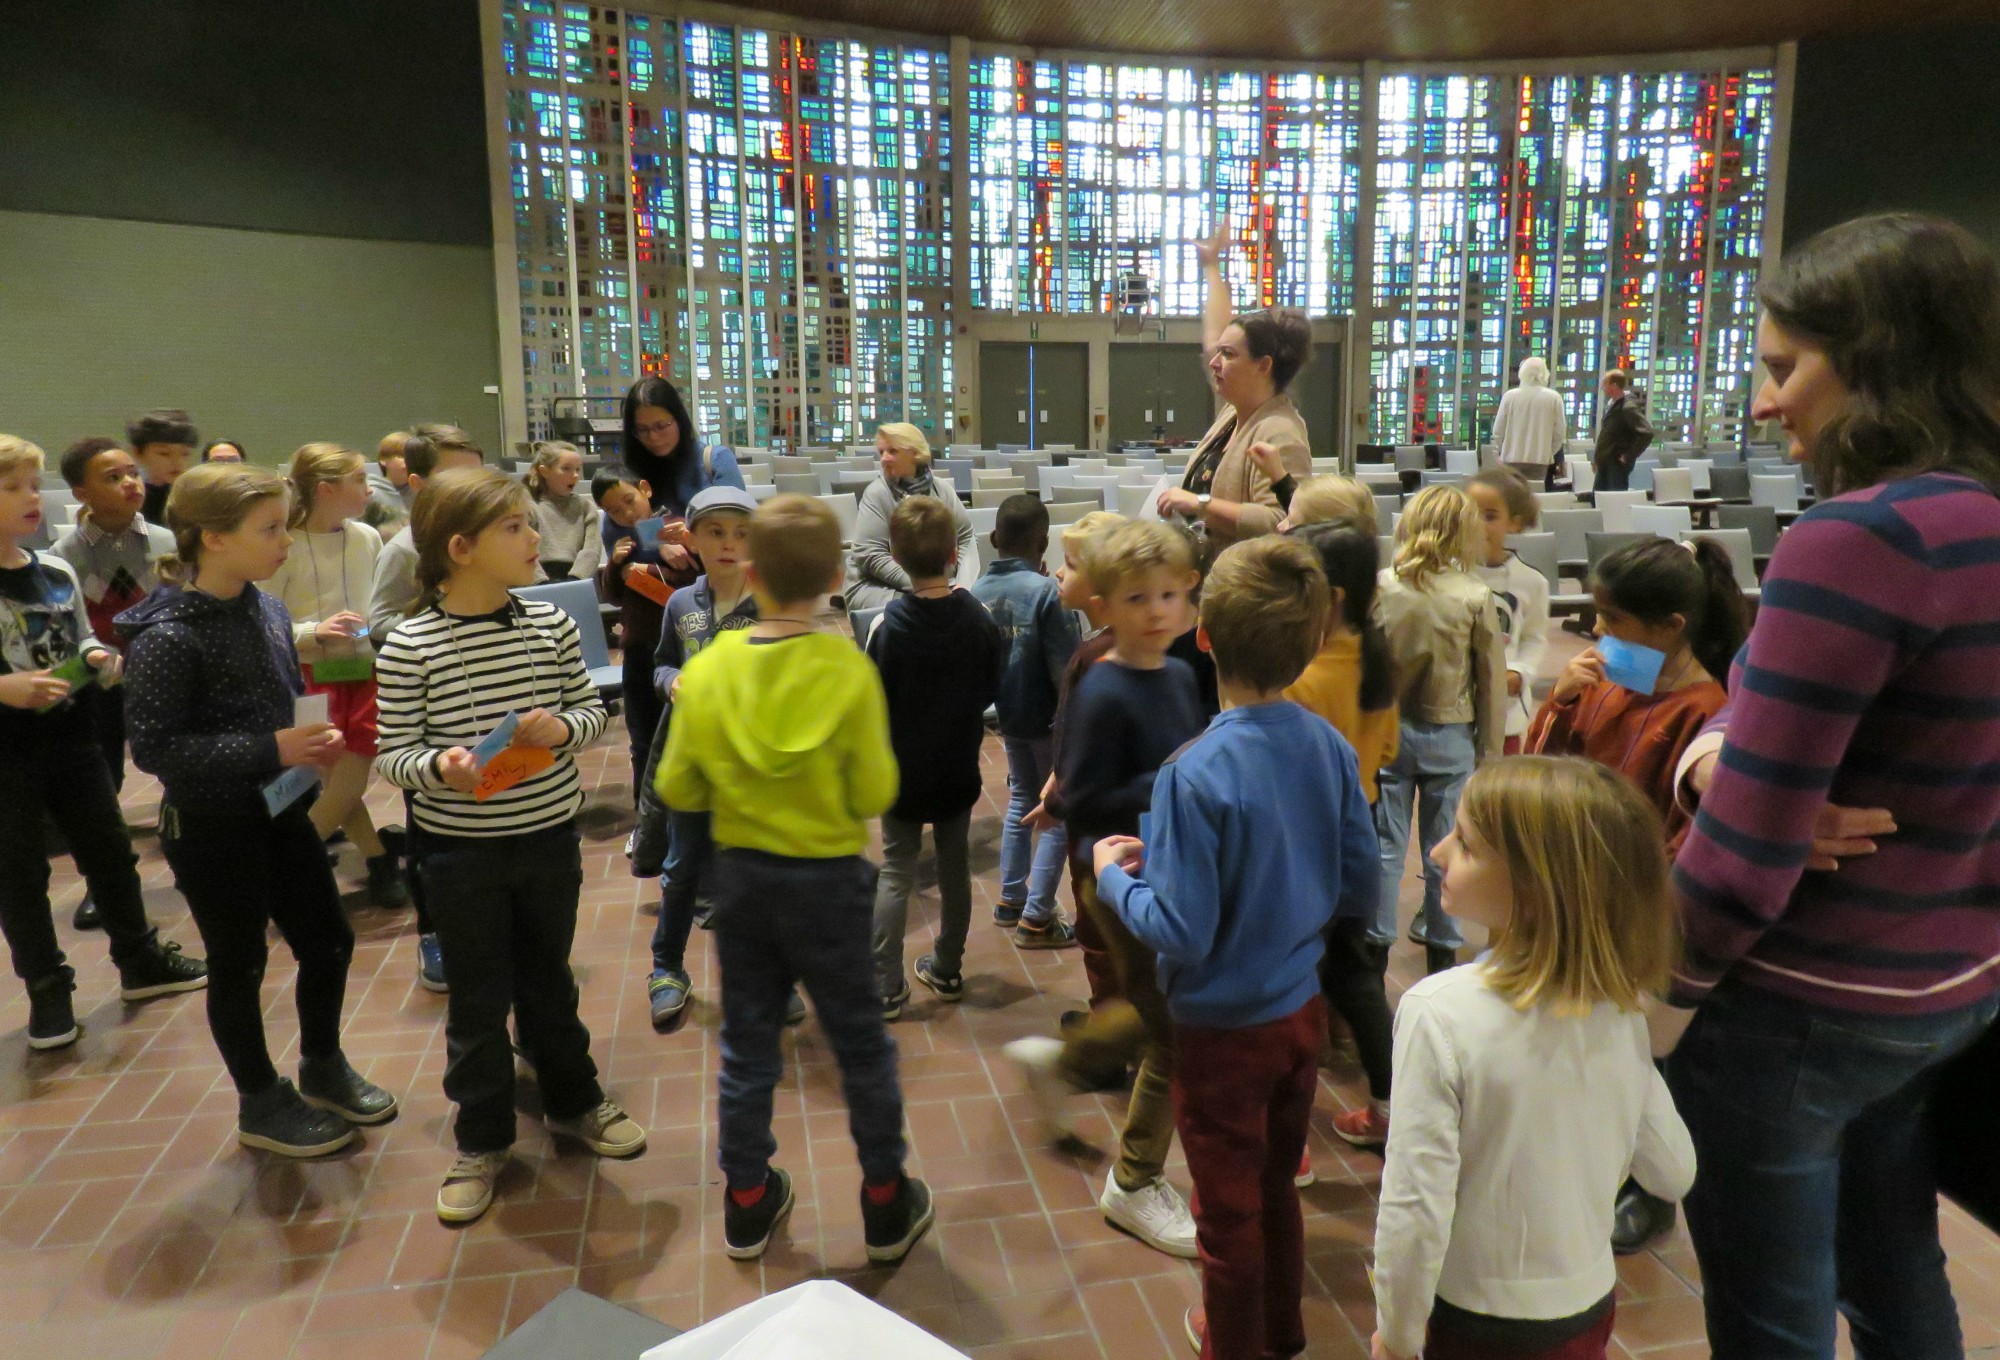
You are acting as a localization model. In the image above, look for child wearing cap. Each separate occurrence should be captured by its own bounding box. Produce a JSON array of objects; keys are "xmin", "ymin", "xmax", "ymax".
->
[{"xmin": 637, "ymin": 485, "xmax": 763, "ymax": 1027}]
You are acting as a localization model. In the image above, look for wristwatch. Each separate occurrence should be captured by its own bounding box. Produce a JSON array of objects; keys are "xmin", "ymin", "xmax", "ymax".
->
[{"xmin": 1196, "ymin": 493, "xmax": 1211, "ymax": 512}]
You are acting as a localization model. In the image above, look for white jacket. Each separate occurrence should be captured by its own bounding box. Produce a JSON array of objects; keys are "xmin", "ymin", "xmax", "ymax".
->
[{"xmin": 1491, "ymin": 384, "xmax": 1568, "ymax": 468}]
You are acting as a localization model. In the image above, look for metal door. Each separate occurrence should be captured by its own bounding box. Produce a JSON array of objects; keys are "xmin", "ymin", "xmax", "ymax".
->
[{"xmin": 978, "ymin": 343, "xmax": 1033, "ymax": 446}]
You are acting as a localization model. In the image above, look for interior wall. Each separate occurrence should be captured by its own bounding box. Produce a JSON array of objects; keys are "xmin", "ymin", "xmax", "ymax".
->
[
  {"xmin": 1785, "ymin": 22, "xmax": 2000, "ymax": 255},
  {"xmin": 0, "ymin": 0, "xmax": 501, "ymax": 461}
]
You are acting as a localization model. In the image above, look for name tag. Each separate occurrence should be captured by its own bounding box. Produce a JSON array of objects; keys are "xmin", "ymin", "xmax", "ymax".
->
[
  {"xmin": 469, "ymin": 711, "xmax": 555, "ymax": 801},
  {"xmin": 263, "ymin": 765, "xmax": 320, "ymax": 817},
  {"xmin": 309, "ymin": 655, "xmax": 374, "ymax": 684},
  {"xmin": 37, "ymin": 654, "xmax": 95, "ymax": 712}
]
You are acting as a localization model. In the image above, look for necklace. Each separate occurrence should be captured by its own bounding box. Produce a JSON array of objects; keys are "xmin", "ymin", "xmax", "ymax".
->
[{"xmin": 437, "ymin": 598, "xmax": 545, "ymax": 736}]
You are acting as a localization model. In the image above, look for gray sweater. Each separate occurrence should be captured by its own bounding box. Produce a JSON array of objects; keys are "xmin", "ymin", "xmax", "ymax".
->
[
  {"xmin": 846, "ymin": 473, "xmax": 979, "ymax": 607},
  {"xmin": 533, "ymin": 491, "xmax": 603, "ymax": 579}
]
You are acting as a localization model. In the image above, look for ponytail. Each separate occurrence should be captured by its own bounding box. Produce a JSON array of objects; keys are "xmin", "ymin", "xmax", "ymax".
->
[
  {"xmin": 1293, "ymin": 522, "xmax": 1398, "ymax": 712},
  {"xmin": 1589, "ymin": 536, "xmax": 1747, "ymax": 683}
]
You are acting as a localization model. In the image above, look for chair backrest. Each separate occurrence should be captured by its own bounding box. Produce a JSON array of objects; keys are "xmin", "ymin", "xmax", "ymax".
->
[
  {"xmin": 1044, "ymin": 535, "xmax": 1069, "ymax": 574},
  {"xmin": 1716, "ymin": 502, "xmax": 1779, "ymax": 556},
  {"xmin": 1629, "ymin": 504, "xmax": 1694, "ymax": 538},
  {"xmin": 1050, "ymin": 486, "xmax": 1102, "ymax": 505},
  {"xmin": 972, "ymin": 468, "xmax": 1016, "ymax": 486},
  {"xmin": 1046, "ymin": 500, "xmax": 1094, "ymax": 526},
  {"xmin": 1565, "ymin": 456, "xmax": 1596, "ymax": 495},
  {"xmin": 1584, "ymin": 531, "xmax": 1654, "ymax": 570},
  {"xmin": 832, "ymin": 472, "xmax": 877, "ymax": 498},
  {"xmin": 1679, "ymin": 458, "xmax": 1714, "ymax": 493},
  {"xmin": 1357, "ymin": 468, "xmax": 1402, "ymax": 492},
  {"xmin": 771, "ymin": 455, "xmax": 813, "ymax": 475},
  {"xmin": 1394, "ymin": 447, "xmax": 1428, "ymax": 473},
  {"xmin": 1629, "ymin": 461, "xmax": 1657, "ymax": 494},
  {"xmin": 740, "ymin": 463, "xmax": 773, "ymax": 486},
  {"xmin": 967, "ymin": 505, "xmax": 999, "ymax": 537},
  {"xmin": 1650, "ymin": 467, "xmax": 1696, "ymax": 503},
  {"xmin": 745, "ymin": 482, "xmax": 778, "ymax": 503},
  {"xmin": 816, "ymin": 492, "xmax": 859, "ymax": 542},
  {"xmin": 1419, "ymin": 469, "xmax": 1467, "ymax": 488},
  {"xmin": 1541, "ymin": 507, "xmax": 1603, "ymax": 564},
  {"xmin": 1504, "ymin": 532, "xmax": 1560, "ymax": 592},
  {"xmin": 1116, "ymin": 482, "xmax": 1155, "ymax": 519},
  {"xmin": 1533, "ymin": 491, "xmax": 1578, "ymax": 512},
  {"xmin": 512, "ymin": 579, "xmax": 612, "ymax": 670},
  {"xmin": 1379, "ymin": 534, "xmax": 1396, "ymax": 565},
  {"xmin": 773, "ymin": 471, "xmax": 820, "ymax": 497},
  {"xmin": 1444, "ymin": 449, "xmax": 1480, "ymax": 475},
  {"xmin": 1751, "ymin": 475, "xmax": 1802, "ymax": 511},
  {"xmin": 1310, "ymin": 457, "xmax": 1343, "ymax": 474},
  {"xmin": 848, "ymin": 605, "xmax": 886, "ymax": 648},
  {"xmin": 1067, "ymin": 457, "xmax": 1108, "ymax": 475},
  {"xmin": 1708, "ymin": 465, "xmax": 1752, "ymax": 502},
  {"xmin": 1037, "ymin": 465, "xmax": 1079, "ymax": 495},
  {"xmin": 1593, "ymin": 490, "xmax": 1646, "ymax": 532},
  {"xmin": 1684, "ymin": 528, "xmax": 1759, "ymax": 591},
  {"xmin": 933, "ymin": 458, "xmax": 976, "ymax": 489},
  {"xmin": 1374, "ymin": 495, "xmax": 1397, "ymax": 535}
]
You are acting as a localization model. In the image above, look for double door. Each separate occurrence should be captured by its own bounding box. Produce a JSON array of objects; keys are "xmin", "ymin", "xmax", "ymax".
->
[{"xmin": 978, "ymin": 343, "xmax": 1088, "ymax": 447}]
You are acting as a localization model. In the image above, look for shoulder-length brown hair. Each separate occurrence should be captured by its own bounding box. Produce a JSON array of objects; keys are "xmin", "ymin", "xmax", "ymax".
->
[
  {"xmin": 1760, "ymin": 213, "xmax": 2000, "ymax": 496},
  {"xmin": 410, "ymin": 467, "xmax": 535, "ymax": 602}
]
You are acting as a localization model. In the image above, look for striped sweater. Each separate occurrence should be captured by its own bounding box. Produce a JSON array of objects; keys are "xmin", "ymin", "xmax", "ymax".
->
[
  {"xmin": 1671, "ymin": 471, "xmax": 2000, "ymax": 1014},
  {"xmin": 375, "ymin": 598, "xmax": 608, "ymax": 837}
]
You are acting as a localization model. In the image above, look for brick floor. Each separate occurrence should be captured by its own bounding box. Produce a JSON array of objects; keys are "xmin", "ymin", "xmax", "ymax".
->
[{"xmin": 3, "ymin": 626, "xmax": 1998, "ymax": 1357}]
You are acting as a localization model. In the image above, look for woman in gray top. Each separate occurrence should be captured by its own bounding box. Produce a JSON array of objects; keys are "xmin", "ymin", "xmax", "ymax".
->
[{"xmin": 844, "ymin": 422, "xmax": 979, "ymax": 611}]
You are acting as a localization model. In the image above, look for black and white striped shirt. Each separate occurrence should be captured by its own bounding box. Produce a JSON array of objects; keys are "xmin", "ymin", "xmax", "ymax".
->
[{"xmin": 375, "ymin": 598, "xmax": 608, "ymax": 837}]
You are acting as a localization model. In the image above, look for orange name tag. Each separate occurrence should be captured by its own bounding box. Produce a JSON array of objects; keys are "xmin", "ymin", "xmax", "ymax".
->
[
  {"xmin": 474, "ymin": 745, "xmax": 556, "ymax": 801},
  {"xmin": 624, "ymin": 564, "xmax": 672, "ymax": 606}
]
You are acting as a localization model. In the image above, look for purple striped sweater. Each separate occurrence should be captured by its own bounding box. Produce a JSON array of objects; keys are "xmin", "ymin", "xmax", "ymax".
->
[{"xmin": 1672, "ymin": 471, "xmax": 2000, "ymax": 1014}]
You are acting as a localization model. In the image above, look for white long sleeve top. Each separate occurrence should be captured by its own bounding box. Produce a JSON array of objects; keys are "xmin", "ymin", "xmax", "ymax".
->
[
  {"xmin": 265, "ymin": 521, "xmax": 382, "ymax": 666},
  {"xmin": 1475, "ymin": 556, "xmax": 1551, "ymax": 739},
  {"xmin": 1372, "ymin": 965, "xmax": 1696, "ymax": 1359},
  {"xmin": 1491, "ymin": 384, "xmax": 1568, "ymax": 468}
]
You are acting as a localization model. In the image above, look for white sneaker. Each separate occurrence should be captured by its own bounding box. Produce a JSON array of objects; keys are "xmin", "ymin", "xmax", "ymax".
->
[
  {"xmin": 1003, "ymin": 1036, "xmax": 1074, "ymax": 1142},
  {"xmin": 1099, "ymin": 1171, "xmax": 1198, "ymax": 1259}
]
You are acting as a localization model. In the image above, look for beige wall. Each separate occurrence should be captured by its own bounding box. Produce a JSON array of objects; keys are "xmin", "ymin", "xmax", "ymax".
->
[{"xmin": 0, "ymin": 210, "xmax": 503, "ymax": 464}]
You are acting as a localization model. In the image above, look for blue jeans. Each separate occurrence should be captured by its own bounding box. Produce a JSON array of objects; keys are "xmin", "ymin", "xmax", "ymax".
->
[
  {"xmin": 1665, "ymin": 982, "xmax": 2000, "ymax": 1360},
  {"xmin": 998, "ymin": 736, "xmax": 1067, "ymax": 924},
  {"xmin": 712, "ymin": 849, "xmax": 907, "ymax": 1192},
  {"xmin": 650, "ymin": 810, "xmax": 712, "ymax": 974},
  {"xmin": 1372, "ymin": 719, "xmax": 1475, "ymax": 949}
]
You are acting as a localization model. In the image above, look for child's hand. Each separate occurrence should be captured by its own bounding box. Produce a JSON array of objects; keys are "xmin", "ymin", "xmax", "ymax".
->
[
  {"xmin": 514, "ymin": 709, "xmax": 568, "ymax": 749},
  {"xmin": 661, "ymin": 542, "xmax": 693, "ymax": 571},
  {"xmin": 276, "ymin": 722, "xmax": 344, "ymax": 768},
  {"xmin": 315, "ymin": 611, "xmax": 366, "ymax": 642},
  {"xmin": 1246, "ymin": 441, "xmax": 1286, "ymax": 483},
  {"xmin": 1549, "ymin": 648, "xmax": 1604, "ymax": 704},
  {"xmin": 438, "ymin": 747, "xmax": 481, "ymax": 792},
  {"xmin": 87, "ymin": 648, "xmax": 123, "ymax": 685},
  {"xmin": 668, "ymin": 674, "xmax": 683, "ymax": 703},
  {"xmin": 1506, "ymin": 668, "xmax": 1523, "ymax": 697},
  {"xmin": 1370, "ymin": 1332, "xmax": 1410, "ymax": 1360},
  {"xmin": 0, "ymin": 669, "xmax": 71, "ymax": 709},
  {"xmin": 1022, "ymin": 801, "xmax": 1056, "ymax": 833},
  {"xmin": 612, "ymin": 537, "xmax": 636, "ymax": 564},
  {"xmin": 1092, "ymin": 835, "xmax": 1144, "ymax": 877}
]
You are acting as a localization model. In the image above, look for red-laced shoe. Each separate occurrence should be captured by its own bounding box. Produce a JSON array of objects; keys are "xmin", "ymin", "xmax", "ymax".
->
[{"xmin": 1332, "ymin": 1103, "xmax": 1390, "ymax": 1148}]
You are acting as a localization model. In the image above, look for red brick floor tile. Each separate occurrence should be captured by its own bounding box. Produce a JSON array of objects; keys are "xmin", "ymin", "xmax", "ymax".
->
[{"xmin": 1, "ymin": 683, "xmax": 1996, "ymax": 1360}]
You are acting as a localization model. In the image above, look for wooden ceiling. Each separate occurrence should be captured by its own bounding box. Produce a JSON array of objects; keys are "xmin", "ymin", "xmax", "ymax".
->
[{"xmin": 741, "ymin": 0, "xmax": 1997, "ymax": 62}]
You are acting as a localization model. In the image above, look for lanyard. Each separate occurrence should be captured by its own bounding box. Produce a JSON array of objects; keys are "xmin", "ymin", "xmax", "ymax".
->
[
  {"xmin": 303, "ymin": 527, "xmax": 355, "ymax": 621},
  {"xmin": 437, "ymin": 600, "xmax": 545, "ymax": 737}
]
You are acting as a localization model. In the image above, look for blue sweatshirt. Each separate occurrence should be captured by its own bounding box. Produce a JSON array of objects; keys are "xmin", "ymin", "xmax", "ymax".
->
[
  {"xmin": 1049, "ymin": 656, "xmax": 1205, "ymax": 844},
  {"xmin": 1097, "ymin": 702, "xmax": 1381, "ymax": 1028},
  {"xmin": 968, "ymin": 558, "xmax": 1079, "ymax": 739},
  {"xmin": 120, "ymin": 583, "xmax": 305, "ymax": 815},
  {"xmin": 652, "ymin": 573, "xmax": 759, "ymax": 701}
]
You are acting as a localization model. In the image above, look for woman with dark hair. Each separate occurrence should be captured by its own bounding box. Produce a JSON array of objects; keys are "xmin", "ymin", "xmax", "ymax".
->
[
  {"xmin": 1154, "ymin": 221, "xmax": 1314, "ymax": 561},
  {"xmin": 617, "ymin": 375, "xmax": 745, "ymax": 577},
  {"xmin": 1654, "ymin": 214, "xmax": 2000, "ymax": 1359}
]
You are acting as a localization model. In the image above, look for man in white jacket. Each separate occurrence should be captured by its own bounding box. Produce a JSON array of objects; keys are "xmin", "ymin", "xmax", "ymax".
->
[{"xmin": 1489, "ymin": 358, "xmax": 1568, "ymax": 489}]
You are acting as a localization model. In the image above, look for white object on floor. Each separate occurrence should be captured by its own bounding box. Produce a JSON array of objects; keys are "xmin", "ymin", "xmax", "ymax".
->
[{"xmin": 643, "ymin": 1280, "xmax": 971, "ymax": 1359}]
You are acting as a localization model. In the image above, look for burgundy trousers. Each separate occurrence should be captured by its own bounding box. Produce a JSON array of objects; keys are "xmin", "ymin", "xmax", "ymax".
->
[{"xmin": 1424, "ymin": 1307, "xmax": 1616, "ymax": 1359}]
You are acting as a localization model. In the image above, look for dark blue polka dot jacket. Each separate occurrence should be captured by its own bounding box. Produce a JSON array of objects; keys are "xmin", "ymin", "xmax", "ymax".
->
[{"xmin": 119, "ymin": 583, "xmax": 305, "ymax": 815}]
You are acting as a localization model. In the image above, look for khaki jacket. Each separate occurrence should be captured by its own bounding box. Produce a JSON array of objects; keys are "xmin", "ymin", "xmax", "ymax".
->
[
  {"xmin": 1374, "ymin": 567, "xmax": 1507, "ymax": 759},
  {"xmin": 1183, "ymin": 393, "xmax": 1312, "ymax": 550}
]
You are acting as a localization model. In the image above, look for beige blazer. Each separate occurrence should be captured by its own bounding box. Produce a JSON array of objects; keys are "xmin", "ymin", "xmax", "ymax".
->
[{"xmin": 1183, "ymin": 392, "xmax": 1312, "ymax": 549}]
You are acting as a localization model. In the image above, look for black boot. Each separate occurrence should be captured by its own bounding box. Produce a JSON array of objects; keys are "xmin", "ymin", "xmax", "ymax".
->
[
  {"xmin": 1425, "ymin": 943, "xmax": 1458, "ymax": 975},
  {"xmin": 365, "ymin": 853, "xmax": 409, "ymax": 908},
  {"xmin": 299, "ymin": 1051, "xmax": 399, "ymax": 1125},
  {"xmin": 237, "ymin": 1078, "xmax": 356, "ymax": 1157},
  {"xmin": 26, "ymin": 967, "xmax": 78, "ymax": 1050},
  {"xmin": 71, "ymin": 893, "xmax": 102, "ymax": 930}
]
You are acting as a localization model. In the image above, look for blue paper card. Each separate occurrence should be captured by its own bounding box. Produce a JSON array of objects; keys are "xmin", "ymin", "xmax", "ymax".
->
[
  {"xmin": 262, "ymin": 766, "xmax": 320, "ymax": 818},
  {"xmin": 1138, "ymin": 812, "xmax": 1152, "ymax": 846},
  {"xmin": 1598, "ymin": 635, "xmax": 1667, "ymax": 696},
  {"xmin": 470, "ymin": 711, "xmax": 521, "ymax": 771},
  {"xmin": 634, "ymin": 517, "xmax": 666, "ymax": 553}
]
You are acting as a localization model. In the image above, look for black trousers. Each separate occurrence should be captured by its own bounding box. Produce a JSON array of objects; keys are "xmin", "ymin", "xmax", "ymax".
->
[
  {"xmin": 1319, "ymin": 917, "xmax": 1394, "ymax": 1102},
  {"xmin": 85, "ymin": 685, "xmax": 128, "ymax": 794},
  {"xmin": 0, "ymin": 715, "xmax": 157, "ymax": 982},
  {"xmin": 416, "ymin": 821, "xmax": 602, "ymax": 1153},
  {"xmin": 161, "ymin": 801, "xmax": 353, "ymax": 1095},
  {"xmin": 622, "ymin": 648, "xmax": 663, "ymax": 807}
]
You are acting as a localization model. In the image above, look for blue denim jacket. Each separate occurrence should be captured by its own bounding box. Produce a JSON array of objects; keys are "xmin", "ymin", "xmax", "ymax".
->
[{"xmin": 968, "ymin": 558, "xmax": 1079, "ymax": 740}]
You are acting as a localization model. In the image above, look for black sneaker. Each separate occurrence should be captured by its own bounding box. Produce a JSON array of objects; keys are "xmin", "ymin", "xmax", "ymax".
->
[
  {"xmin": 377, "ymin": 825, "xmax": 407, "ymax": 861},
  {"xmin": 914, "ymin": 955, "xmax": 962, "ymax": 1002},
  {"xmin": 723, "ymin": 1167, "xmax": 794, "ymax": 1260},
  {"xmin": 862, "ymin": 1174, "xmax": 935, "ymax": 1263},
  {"xmin": 784, "ymin": 989, "xmax": 807, "ymax": 1026},
  {"xmin": 1612, "ymin": 1181, "xmax": 1678, "ymax": 1255},
  {"xmin": 238, "ymin": 1078, "xmax": 357, "ymax": 1157},
  {"xmin": 299, "ymin": 1051, "xmax": 399, "ymax": 1125},
  {"xmin": 71, "ymin": 893, "xmax": 102, "ymax": 930},
  {"xmin": 118, "ymin": 939, "xmax": 209, "ymax": 1001},
  {"xmin": 364, "ymin": 853, "xmax": 409, "ymax": 908},
  {"xmin": 26, "ymin": 967, "xmax": 78, "ymax": 1051},
  {"xmin": 1425, "ymin": 944, "xmax": 1458, "ymax": 976}
]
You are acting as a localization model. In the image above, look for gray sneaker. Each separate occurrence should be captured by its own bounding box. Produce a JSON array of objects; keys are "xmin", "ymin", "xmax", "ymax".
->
[{"xmin": 238, "ymin": 1078, "xmax": 356, "ymax": 1157}]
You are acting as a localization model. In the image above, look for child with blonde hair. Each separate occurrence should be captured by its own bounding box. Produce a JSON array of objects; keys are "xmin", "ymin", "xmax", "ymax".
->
[
  {"xmin": 524, "ymin": 440, "xmax": 601, "ymax": 581},
  {"xmin": 1370, "ymin": 756, "xmax": 1694, "ymax": 1360},
  {"xmin": 1283, "ymin": 474, "xmax": 1378, "ymax": 536},
  {"xmin": 1370, "ymin": 484, "xmax": 1505, "ymax": 992},
  {"xmin": 267, "ymin": 443, "xmax": 403, "ymax": 907},
  {"xmin": 375, "ymin": 467, "xmax": 641, "ymax": 1223}
]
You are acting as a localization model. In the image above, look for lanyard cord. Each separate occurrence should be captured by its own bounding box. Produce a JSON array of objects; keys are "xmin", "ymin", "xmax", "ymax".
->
[
  {"xmin": 437, "ymin": 600, "xmax": 544, "ymax": 738},
  {"xmin": 303, "ymin": 526, "xmax": 355, "ymax": 637}
]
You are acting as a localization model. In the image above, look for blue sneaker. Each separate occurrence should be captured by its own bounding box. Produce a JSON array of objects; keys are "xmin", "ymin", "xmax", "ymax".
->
[
  {"xmin": 648, "ymin": 969, "xmax": 692, "ymax": 1029},
  {"xmin": 417, "ymin": 934, "xmax": 448, "ymax": 993}
]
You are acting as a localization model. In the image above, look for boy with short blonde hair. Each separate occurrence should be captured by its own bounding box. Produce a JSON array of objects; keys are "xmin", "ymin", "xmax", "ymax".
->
[
  {"xmin": 658, "ymin": 494, "xmax": 932, "ymax": 1264},
  {"xmin": 1094, "ymin": 535, "xmax": 1380, "ymax": 1357}
]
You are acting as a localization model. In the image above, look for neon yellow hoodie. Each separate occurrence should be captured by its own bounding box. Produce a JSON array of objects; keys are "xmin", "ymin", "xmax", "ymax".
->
[{"xmin": 657, "ymin": 630, "xmax": 898, "ymax": 858}]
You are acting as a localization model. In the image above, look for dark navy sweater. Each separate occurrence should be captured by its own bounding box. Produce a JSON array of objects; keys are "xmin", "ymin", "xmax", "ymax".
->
[{"xmin": 1050, "ymin": 656, "xmax": 1206, "ymax": 845}]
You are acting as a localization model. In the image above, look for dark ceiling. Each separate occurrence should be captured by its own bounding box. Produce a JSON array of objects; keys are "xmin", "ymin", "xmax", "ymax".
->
[{"xmin": 743, "ymin": 0, "xmax": 2000, "ymax": 62}]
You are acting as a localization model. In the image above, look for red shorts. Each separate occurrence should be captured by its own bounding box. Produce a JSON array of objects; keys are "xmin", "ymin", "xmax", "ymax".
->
[{"xmin": 303, "ymin": 674, "xmax": 379, "ymax": 758}]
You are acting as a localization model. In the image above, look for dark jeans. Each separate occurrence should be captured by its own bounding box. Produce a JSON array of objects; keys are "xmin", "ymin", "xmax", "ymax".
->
[
  {"xmin": 1664, "ymin": 981, "xmax": 2000, "ymax": 1360},
  {"xmin": 1319, "ymin": 918, "xmax": 1394, "ymax": 1102},
  {"xmin": 0, "ymin": 720, "xmax": 157, "ymax": 981},
  {"xmin": 1594, "ymin": 457, "xmax": 1631, "ymax": 493},
  {"xmin": 1174, "ymin": 996, "xmax": 1324, "ymax": 1360},
  {"xmin": 712, "ymin": 849, "xmax": 907, "ymax": 1192},
  {"xmin": 623, "ymin": 648, "xmax": 663, "ymax": 808},
  {"xmin": 162, "ymin": 801, "xmax": 352, "ymax": 1095},
  {"xmin": 400, "ymin": 790, "xmax": 432, "ymax": 934},
  {"xmin": 650, "ymin": 809, "xmax": 712, "ymax": 973},
  {"xmin": 85, "ymin": 684, "xmax": 127, "ymax": 794},
  {"xmin": 416, "ymin": 822, "xmax": 602, "ymax": 1153}
]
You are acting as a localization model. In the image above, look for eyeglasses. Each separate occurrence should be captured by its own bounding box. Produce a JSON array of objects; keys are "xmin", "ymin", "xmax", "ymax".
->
[{"xmin": 634, "ymin": 421, "xmax": 676, "ymax": 437}]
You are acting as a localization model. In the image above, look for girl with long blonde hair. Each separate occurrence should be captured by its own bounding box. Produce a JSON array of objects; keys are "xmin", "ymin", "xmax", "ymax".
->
[
  {"xmin": 1370, "ymin": 756, "xmax": 1691, "ymax": 1360},
  {"xmin": 266, "ymin": 443, "xmax": 403, "ymax": 907},
  {"xmin": 1362, "ymin": 484, "xmax": 1506, "ymax": 994}
]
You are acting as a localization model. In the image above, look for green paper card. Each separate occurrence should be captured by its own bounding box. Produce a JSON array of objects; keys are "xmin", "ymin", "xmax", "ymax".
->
[
  {"xmin": 37, "ymin": 653, "xmax": 95, "ymax": 712},
  {"xmin": 309, "ymin": 655, "xmax": 375, "ymax": 684}
]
